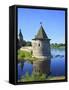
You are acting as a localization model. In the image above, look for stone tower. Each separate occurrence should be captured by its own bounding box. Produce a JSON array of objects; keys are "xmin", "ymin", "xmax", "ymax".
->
[
  {"xmin": 18, "ymin": 29, "xmax": 26, "ymax": 48},
  {"xmin": 32, "ymin": 24, "xmax": 51, "ymax": 59},
  {"xmin": 32, "ymin": 24, "xmax": 51, "ymax": 75},
  {"xmin": 19, "ymin": 29, "xmax": 23, "ymax": 42}
]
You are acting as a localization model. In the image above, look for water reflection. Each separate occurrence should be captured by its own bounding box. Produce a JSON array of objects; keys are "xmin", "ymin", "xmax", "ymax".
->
[
  {"xmin": 33, "ymin": 59, "xmax": 51, "ymax": 75},
  {"xmin": 18, "ymin": 48, "xmax": 65, "ymax": 80}
]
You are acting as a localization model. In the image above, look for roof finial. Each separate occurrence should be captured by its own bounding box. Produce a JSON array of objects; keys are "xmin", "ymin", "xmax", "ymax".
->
[{"xmin": 40, "ymin": 22, "xmax": 42, "ymax": 25}]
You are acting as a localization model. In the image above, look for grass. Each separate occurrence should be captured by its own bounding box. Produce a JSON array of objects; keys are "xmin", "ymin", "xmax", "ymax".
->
[
  {"xmin": 18, "ymin": 50, "xmax": 38, "ymax": 62},
  {"xmin": 18, "ymin": 50, "xmax": 32, "ymax": 59}
]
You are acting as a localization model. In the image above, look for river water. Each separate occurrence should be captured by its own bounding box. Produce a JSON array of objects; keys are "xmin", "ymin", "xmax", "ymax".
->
[{"xmin": 18, "ymin": 48, "xmax": 65, "ymax": 80}]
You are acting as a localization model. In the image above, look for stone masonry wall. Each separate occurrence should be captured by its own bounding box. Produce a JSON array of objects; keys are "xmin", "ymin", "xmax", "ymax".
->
[{"xmin": 32, "ymin": 39, "xmax": 51, "ymax": 59}]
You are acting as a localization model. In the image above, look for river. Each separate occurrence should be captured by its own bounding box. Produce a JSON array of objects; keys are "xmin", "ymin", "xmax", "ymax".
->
[{"xmin": 18, "ymin": 48, "xmax": 65, "ymax": 80}]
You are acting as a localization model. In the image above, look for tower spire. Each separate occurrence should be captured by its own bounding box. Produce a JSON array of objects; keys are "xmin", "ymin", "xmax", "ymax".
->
[
  {"xmin": 19, "ymin": 29, "xmax": 23, "ymax": 41},
  {"xmin": 20, "ymin": 29, "xmax": 21, "ymax": 33}
]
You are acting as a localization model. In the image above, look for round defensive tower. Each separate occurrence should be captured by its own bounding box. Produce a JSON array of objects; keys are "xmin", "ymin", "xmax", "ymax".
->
[
  {"xmin": 32, "ymin": 24, "xmax": 51, "ymax": 59},
  {"xmin": 32, "ymin": 24, "xmax": 51, "ymax": 75}
]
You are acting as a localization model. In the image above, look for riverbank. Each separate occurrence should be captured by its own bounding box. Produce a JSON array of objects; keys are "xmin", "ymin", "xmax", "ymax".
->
[
  {"xmin": 18, "ymin": 50, "xmax": 39, "ymax": 62},
  {"xmin": 46, "ymin": 76, "xmax": 65, "ymax": 80},
  {"xmin": 51, "ymin": 44, "xmax": 65, "ymax": 49},
  {"xmin": 18, "ymin": 46, "xmax": 65, "ymax": 62}
]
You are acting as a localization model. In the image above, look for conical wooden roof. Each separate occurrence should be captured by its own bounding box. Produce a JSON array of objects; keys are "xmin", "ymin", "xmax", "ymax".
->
[{"xmin": 33, "ymin": 25, "xmax": 49, "ymax": 40}]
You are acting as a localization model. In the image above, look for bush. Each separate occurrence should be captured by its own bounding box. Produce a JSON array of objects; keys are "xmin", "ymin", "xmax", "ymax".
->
[
  {"xmin": 18, "ymin": 50, "xmax": 32, "ymax": 60},
  {"xmin": 19, "ymin": 72, "xmax": 46, "ymax": 82}
]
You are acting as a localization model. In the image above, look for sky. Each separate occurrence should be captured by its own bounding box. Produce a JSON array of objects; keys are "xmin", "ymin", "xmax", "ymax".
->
[{"xmin": 18, "ymin": 8, "xmax": 65, "ymax": 44}]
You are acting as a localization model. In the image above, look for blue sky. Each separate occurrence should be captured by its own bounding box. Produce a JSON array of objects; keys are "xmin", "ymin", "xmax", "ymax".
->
[{"xmin": 18, "ymin": 8, "xmax": 65, "ymax": 44}]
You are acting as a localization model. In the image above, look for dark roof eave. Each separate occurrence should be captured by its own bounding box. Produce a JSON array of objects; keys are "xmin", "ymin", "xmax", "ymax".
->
[{"xmin": 32, "ymin": 38, "xmax": 51, "ymax": 40}]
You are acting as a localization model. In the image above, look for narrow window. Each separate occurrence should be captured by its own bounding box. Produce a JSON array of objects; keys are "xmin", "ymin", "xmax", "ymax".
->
[{"xmin": 38, "ymin": 43, "xmax": 40, "ymax": 47}]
